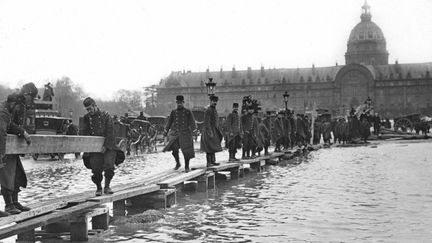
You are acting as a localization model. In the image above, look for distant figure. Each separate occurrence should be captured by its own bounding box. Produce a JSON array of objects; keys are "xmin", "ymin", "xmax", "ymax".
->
[
  {"xmin": 137, "ymin": 111, "xmax": 146, "ymax": 121},
  {"xmin": 42, "ymin": 82, "xmax": 54, "ymax": 101},
  {"xmin": 0, "ymin": 93, "xmax": 32, "ymax": 216},
  {"xmin": 81, "ymin": 97, "xmax": 116, "ymax": 196},
  {"xmin": 162, "ymin": 95, "xmax": 196, "ymax": 172}
]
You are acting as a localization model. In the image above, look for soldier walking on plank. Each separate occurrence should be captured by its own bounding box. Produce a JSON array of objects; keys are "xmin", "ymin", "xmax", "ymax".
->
[
  {"xmin": 81, "ymin": 97, "xmax": 116, "ymax": 196},
  {"xmin": 200, "ymin": 95, "xmax": 222, "ymax": 167},
  {"xmin": 163, "ymin": 95, "xmax": 196, "ymax": 173},
  {"xmin": 225, "ymin": 103, "xmax": 241, "ymax": 162},
  {"xmin": 0, "ymin": 94, "xmax": 32, "ymax": 216}
]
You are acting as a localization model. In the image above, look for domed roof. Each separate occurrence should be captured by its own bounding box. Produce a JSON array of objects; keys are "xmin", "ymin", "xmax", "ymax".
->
[
  {"xmin": 348, "ymin": 1, "xmax": 386, "ymax": 44},
  {"xmin": 348, "ymin": 21, "xmax": 385, "ymax": 43}
]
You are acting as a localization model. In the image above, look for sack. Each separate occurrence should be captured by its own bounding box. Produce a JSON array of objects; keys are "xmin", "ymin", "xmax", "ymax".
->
[{"xmin": 82, "ymin": 152, "xmax": 91, "ymax": 169}]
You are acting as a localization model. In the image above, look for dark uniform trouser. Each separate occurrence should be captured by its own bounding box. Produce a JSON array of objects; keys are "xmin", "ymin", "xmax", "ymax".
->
[
  {"xmin": 1, "ymin": 163, "xmax": 26, "ymax": 206},
  {"xmin": 90, "ymin": 150, "xmax": 116, "ymax": 188},
  {"xmin": 170, "ymin": 138, "xmax": 190, "ymax": 168}
]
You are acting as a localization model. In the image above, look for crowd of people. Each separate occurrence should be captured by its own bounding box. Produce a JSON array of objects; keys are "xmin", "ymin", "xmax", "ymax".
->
[{"xmin": 0, "ymin": 82, "xmax": 383, "ymax": 217}]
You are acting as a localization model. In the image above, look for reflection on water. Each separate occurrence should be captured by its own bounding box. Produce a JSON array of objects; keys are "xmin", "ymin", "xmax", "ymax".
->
[
  {"xmin": 4, "ymin": 141, "xmax": 432, "ymax": 242},
  {"xmin": 99, "ymin": 140, "xmax": 432, "ymax": 242}
]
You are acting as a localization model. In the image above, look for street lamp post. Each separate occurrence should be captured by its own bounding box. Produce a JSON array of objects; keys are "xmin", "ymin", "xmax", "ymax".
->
[
  {"xmin": 283, "ymin": 91, "xmax": 290, "ymax": 111},
  {"xmin": 205, "ymin": 78, "xmax": 217, "ymax": 98}
]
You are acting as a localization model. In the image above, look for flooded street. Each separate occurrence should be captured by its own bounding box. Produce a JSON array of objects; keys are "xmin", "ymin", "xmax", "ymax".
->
[{"xmin": 4, "ymin": 140, "xmax": 432, "ymax": 242}]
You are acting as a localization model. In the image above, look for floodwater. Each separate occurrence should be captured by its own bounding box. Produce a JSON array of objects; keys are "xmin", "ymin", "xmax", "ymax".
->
[{"xmin": 3, "ymin": 140, "xmax": 432, "ymax": 242}]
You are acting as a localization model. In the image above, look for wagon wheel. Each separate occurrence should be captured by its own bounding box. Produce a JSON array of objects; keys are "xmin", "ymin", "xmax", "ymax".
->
[
  {"xmin": 394, "ymin": 118, "xmax": 413, "ymax": 132},
  {"xmin": 117, "ymin": 138, "xmax": 128, "ymax": 153}
]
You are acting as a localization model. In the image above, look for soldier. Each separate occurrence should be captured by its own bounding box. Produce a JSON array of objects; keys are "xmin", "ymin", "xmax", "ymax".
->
[
  {"xmin": 137, "ymin": 111, "xmax": 147, "ymax": 121},
  {"xmin": 273, "ymin": 111, "xmax": 285, "ymax": 152},
  {"xmin": 0, "ymin": 94, "xmax": 32, "ymax": 216},
  {"xmin": 241, "ymin": 105, "xmax": 256, "ymax": 159},
  {"xmin": 225, "ymin": 103, "xmax": 241, "ymax": 161},
  {"xmin": 163, "ymin": 95, "xmax": 196, "ymax": 172},
  {"xmin": 81, "ymin": 97, "xmax": 116, "ymax": 196},
  {"xmin": 200, "ymin": 95, "xmax": 222, "ymax": 167},
  {"xmin": 42, "ymin": 82, "xmax": 54, "ymax": 102}
]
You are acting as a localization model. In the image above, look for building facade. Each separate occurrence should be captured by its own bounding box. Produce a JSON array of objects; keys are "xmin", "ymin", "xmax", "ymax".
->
[{"xmin": 156, "ymin": 2, "xmax": 432, "ymax": 118}]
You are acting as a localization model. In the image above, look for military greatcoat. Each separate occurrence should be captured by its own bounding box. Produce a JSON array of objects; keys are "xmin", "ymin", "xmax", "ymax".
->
[
  {"xmin": 225, "ymin": 110, "xmax": 241, "ymax": 150},
  {"xmin": 163, "ymin": 107, "xmax": 196, "ymax": 159},
  {"xmin": 0, "ymin": 102, "xmax": 28, "ymax": 191},
  {"xmin": 200, "ymin": 106, "xmax": 223, "ymax": 153}
]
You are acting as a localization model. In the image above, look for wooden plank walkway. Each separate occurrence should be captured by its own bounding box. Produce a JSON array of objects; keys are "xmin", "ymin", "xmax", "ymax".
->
[
  {"xmin": 0, "ymin": 148, "xmax": 296, "ymax": 242},
  {"xmin": 6, "ymin": 135, "xmax": 104, "ymax": 154}
]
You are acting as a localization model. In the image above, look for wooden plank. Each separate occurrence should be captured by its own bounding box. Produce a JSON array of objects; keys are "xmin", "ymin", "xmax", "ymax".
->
[
  {"xmin": 158, "ymin": 169, "xmax": 206, "ymax": 188},
  {"xmin": 0, "ymin": 201, "xmax": 68, "ymax": 226},
  {"xmin": 87, "ymin": 185, "xmax": 160, "ymax": 203},
  {"xmin": 0, "ymin": 202, "xmax": 99, "ymax": 240},
  {"xmin": 240, "ymin": 157, "xmax": 261, "ymax": 165},
  {"xmin": 208, "ymin": 162, "xmax": 241, "ymax": 171},
  {"xmin": 6, "ymin": 135, "xmax": 104, "ymax": 154}
]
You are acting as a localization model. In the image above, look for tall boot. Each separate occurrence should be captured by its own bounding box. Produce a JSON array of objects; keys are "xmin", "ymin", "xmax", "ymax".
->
[
  {"xmin": 228, "ymin": 151, "xmax": 234, "ymax": 162},
  {"xmin": 173, "ymin": 152, "xmax": 181, "ymax": 170},
  {"xmin": 211, "ymin": 153, "xmax": 219, "ymax": 166},
  {"xmin": 206, "ymin": 153, "xmax": 212, "ymax": 167},
  {"xmin": 92, "ymin": 175, "xmax": 103, "ymax": 196},
  {"xmin": 104, "ymin": 177, "xmax": 114, "ymax": 194},
  {"xmin": 2, "ymin": 190, "xmax": 20, "ymax": 214},
  {"xmin": 12, "ymin": 192, "xmax": 30, "ymax": 211},
  {"xmin": 184, "ymin": 158, "xmax": 190, "ymax": 173}
]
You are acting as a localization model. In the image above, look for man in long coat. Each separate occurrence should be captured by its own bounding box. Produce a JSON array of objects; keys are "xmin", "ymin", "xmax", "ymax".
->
[
  {"xmin": 81, "ymin": 97, "xmax": 117, "ymax": 196},
  {"xmin": 273, "ymin": 111, "xmax": 285, "ymax": 152},
  {"xmin": 258, "ymin": 118, "xmax": 271, "ymax": 155},
  {"xmin": 0, "ymin": 94, "xmax": 32, "ymax": 215},
  {"xmin": 200, "ymin": 95, "xmax": 222, "ymax": 167},
  {"xmin": 240, "ymin": 106, "xmax": 256, "ymax": 159},
  {"xmin": 163, "ymin": 95, "xmax": 196, "ymax": 172},
  {"xmin": 225, "ymin": 103, "xmax": 241, "ymax": 161}
]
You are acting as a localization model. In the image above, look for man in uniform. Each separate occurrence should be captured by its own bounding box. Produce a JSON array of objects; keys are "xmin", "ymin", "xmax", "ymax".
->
[
  {"xmin": 225, "ymin": 103, "xmax": 241, "ymax": 161},
  {"xmin": 163, "ymin": 95, "xmax": 196, "ymax": 172},
  {"xmin": 200, "ymin": 95, "xmax": 222, "ymax": 167},
  {"xmin": 273, "ymin": 111, "xmax": 285, "ymax": 152},
  {"xmin": 0, "ymin": 94, "xmax": 32, "ymax": 216},
  {"xmin": 81, "ymin": 97, "xmax": 116, "ymax": 196}
]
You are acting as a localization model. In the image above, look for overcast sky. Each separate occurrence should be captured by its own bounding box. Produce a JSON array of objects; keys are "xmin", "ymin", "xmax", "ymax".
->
[{"xmin": 0, "ymin": 0, "xmax": 431, "ymax": 99}]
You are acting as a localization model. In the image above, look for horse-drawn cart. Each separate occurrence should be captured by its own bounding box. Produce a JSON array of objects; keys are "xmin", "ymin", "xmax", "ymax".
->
[{"xmin": 394, "ymin": 113, "xmax": 431, "ymax": 134}]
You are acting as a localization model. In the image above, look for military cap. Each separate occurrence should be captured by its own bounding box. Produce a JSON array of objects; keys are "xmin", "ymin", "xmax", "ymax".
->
[
  {"xmin": 278, "ymin": 110, "xmax": 285, "ymax": 115},
  {"xmin": 7, "ymin": 93, "xmax": 25, "ymax": 104},
  {"xmin": 83, "ymin": 97, "xmax": 96, "ymax": 108},
  {"xmin": 176, "ymin": 95, "xmax": 184, "ymax": 102},
  {"xmin": 233, "ymin": 103, "xmax": 239, "ymax": 108},
  {"xmin": 209, "ymin": 95, "xmax": 218, "ymax": 102}
]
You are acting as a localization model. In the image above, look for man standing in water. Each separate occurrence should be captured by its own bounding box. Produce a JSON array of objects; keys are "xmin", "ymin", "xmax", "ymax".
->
[
  {"xmin": 163, "ymin": 95, "xmax": 196, "ymax": 173},
  {"xmin": 81, "ymin": 97, "xmax": 116, "ymax": 196},
  {"xmin": 0, "ymin": 94, "xmax": 32, "ymax": 216},
  {"xmin": 200, "ymin": 95, "xmax": 222, "ymax": 167}
]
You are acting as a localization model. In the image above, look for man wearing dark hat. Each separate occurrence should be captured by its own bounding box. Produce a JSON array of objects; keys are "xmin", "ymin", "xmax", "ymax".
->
[
  {"xmin": 273, "ymin": 111, "xmax": 286, "ymax": 152},
  {"xmin": 200, "ymin": 95, "xmax": 222, "ymax": 167},
  {"xmin": 81, "ymin": 97, "xmax": 116, "ymax": 196},
  {"xmin": 240, "ymin": 105, "xmax": 256, "ymax": 159},
  {"xmin": 163, "ymin": 95, "xmax": 196, "ymax": 172},
  {"xmin": 42, "ymin": 82, "xmax": 54, "ymax": 102},
  {"xmin": 225, "ymin": 103, "xmax": 241, "ymax": 161},
  {"xmin": 0, "ymin": 93, "xmax": 32, "ymax": 216}
]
